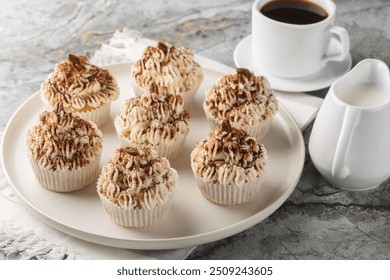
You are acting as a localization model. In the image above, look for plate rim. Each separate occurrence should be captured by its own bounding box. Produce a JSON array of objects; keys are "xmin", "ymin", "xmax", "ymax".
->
[{"xmin": 0, "ymin": 60, "xmax": 305, "ymax": 250}]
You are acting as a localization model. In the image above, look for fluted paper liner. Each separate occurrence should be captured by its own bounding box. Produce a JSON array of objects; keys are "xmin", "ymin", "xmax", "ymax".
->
[
  {"xmin": 130, "ymin": 75, "xmax": 202, "ymax": 109},
  {"xmin": 204, "ymin": 108, "xmax": 273, "ymax": 142},
  {"xmin": 97, "ymin": 188, "xmax": 175, "ymax": 228},
  {"xmin": 40, "ymin": 90, "xmax": 112, "ymax": 127},
  {"xmin": 75, "ymin": 101, "xmax": 111, "ymax": 127},
  {"xmin": 114, "ymin": 117, "xmax": 188, "ymax": 160},
  {"xmin": 29, "ymin": 152, "xmax": 102, "ymax": 192},
  {"xmin": 193, "ymin": 172, "xmax": 264, "ymax": 205}
]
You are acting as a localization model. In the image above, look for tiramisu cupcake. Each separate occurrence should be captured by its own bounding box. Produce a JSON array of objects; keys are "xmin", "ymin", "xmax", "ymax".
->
[
  {"xmin": 97, "ymin": 147, "xmax": 178, "ymax": 227},
  {"xmin": 190, "ymin": 121, "xmax": 268, "ymax": 205},
  {"xmin": 203, "ymin": 68, "xmax": 278, "ymax": 141},
  {"xmin": 114, "ymin": 84, "xmax": 190, "ymax": 160},
  {"xmin": 26, "ymin": 104, "xmax": 103, "ymax": 192},
  {"xmin": 41, "ymin": 54, "xmax": 119, "ymax": 127},
  {"xmin": 130, "ymin": 42, "xmax": 203, "ymax": 107}
]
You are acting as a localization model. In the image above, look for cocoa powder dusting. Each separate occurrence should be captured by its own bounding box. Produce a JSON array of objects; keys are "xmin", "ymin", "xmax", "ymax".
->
[
  {"xmin": 149, "ymin": 82, "xmax": 159, "ymax": 93},
  {"xmin": 68, "ymin": 54, "xmax": 81, "ymax": 65},
  {"xmin": 27, "ymin": 104, "xmax": 103, "ymax": 171},
  {"xmin": 157, "ymin": 42, "xmax": 168, "ymax": 53},
  {"xmin": 236, "ymin": 67, "xmax": 251, "ymax": 76},
  {"xmin": 42, "ymin": 54, "xmax": 119, "ymax": 110},
  {"xmin": 221, "ymin": 121, "xmax": 232, "ymax": 133}
]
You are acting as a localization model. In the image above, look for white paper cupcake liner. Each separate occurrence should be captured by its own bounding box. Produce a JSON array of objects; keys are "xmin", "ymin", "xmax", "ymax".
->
[
  {"xmin": 40, "ymin": 90, "xmax": 112, "ymax": 127},
  {"xmin": 97, "ymin": 190, "xmax": 175, "ymax": 228},
  {"xmin": 29, "ymin": 152, "xmax": 102, "ymax": 192},
  {"xmin": 130, "ymin": 75, "xmax": 203, "ymax": 109},
  {"xmin": 130, "ymin": 75, "xmax": 146, "ymax": 97},
  {"xmin": 193, "ymin": 172, "xmax": 264, "ymax": 205},
  {"xmin": 74, "ymin": 101, "xmax": 111, "ymax": 128},
  {"xmin": 203, "ymin": 108, "xmax": 273, "ymax": 142},
  {"xmin": 114, "ymin": 117, "xmax": 188, "ymax": 160},
  {"xmin": 179, "ymin": 77, "xmax": 203, "ymax": 108}
]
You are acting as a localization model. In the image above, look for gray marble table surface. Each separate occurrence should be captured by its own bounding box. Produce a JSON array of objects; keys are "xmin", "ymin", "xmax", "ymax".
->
[{"xmin": 1, "ymin": 0, "xmax": 390, "ymax": 260}]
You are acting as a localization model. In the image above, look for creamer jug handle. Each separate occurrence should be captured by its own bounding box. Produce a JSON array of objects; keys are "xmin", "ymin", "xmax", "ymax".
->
[{"xmin": 331, "ymin": 107, "xmax": 361, "ymax": 179}]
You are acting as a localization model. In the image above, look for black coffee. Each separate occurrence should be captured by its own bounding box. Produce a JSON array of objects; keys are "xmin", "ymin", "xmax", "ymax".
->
[{"xmin": 260, "ymin": 0, "xmax": 328, "ymax": 25}]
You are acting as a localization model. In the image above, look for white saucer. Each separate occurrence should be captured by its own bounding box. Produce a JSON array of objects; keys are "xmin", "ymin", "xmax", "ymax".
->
[{"xmin": 234, "ymin": 35, "xmax": 352, "ymax": 92}]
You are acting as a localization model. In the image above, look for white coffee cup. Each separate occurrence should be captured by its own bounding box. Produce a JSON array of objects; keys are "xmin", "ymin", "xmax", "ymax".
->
[
  {"xmin": 252, "ymin": 0, "xmax": 350, "ymax": 78},
  {"xmin": 309, "ymin": 59, "xmax": 390, "ymax": 191}
]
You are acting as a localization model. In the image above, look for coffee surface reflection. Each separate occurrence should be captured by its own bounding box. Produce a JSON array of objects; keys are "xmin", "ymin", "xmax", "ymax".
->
[{"xmin": 260, "ymin": 0, "xmax": 328, "ymax": 24}]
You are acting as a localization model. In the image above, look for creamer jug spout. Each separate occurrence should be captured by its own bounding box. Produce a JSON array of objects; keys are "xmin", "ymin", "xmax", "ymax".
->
[{"xmin": 330, "ymin": 59, "xmax": 390, "ymax": 108}]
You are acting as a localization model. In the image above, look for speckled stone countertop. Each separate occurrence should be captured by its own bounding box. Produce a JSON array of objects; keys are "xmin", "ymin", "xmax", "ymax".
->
[{"xmin": 1, "ymin": 0, "xmax": 390, "ymax": 259}]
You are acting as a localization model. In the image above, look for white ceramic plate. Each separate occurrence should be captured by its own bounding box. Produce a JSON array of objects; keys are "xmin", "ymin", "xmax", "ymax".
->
[
  {"xmin": 1, "ymin": 61, "xmax": 304, "ymax": 250},
  {"xmin": 234, "ymin": 35, "xmax": 352, "ymax": 92}
]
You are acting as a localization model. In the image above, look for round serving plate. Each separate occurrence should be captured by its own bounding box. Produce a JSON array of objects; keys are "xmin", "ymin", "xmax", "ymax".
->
[{"xmin": 1, "ymin": 60, "xmax": 304, "ymax": 249}]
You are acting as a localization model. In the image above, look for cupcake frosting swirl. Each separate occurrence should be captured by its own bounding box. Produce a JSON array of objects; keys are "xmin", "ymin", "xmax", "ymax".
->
[
  {"xmin": 204, "ymin": 68, "xmax": 278, "ymax": 126},
  {"xmin": 26, "ymin": 104, "xmax": 103, "ymax": 171},
  {"xmin": 41, "ymin": 54, "xmax": 119, "ymax": 111},
  {"xmin": 131, "ymin": 42, "xmax": 203, "ymax": 94},
  {"xmin": 191, "ymin": 121, "xmax": 268, "ymax": 186},
  {"xmin": 115, "ymin": 87, "xmax": 190, "ymax": 145},
  {"xmin": 97, "ymin": 147, "xmax": 177, "ymax": 210}
]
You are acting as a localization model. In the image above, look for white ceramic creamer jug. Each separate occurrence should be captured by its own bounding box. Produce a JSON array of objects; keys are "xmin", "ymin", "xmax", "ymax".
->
[{"xmin": 309, "ymin": 59, "xmax": 390, "ymax": 191}]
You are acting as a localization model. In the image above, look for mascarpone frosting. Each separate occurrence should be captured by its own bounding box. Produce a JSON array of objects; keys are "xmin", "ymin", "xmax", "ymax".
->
[
  {"xmin": 191, "ymin": 121, "xmax": 268, "ymax": 187},
  {"xmin": 131, "ymin": 42, "xmax": 203, "ymax": 94},
  {"xmin": 204, "ymin": 68, "xmax": 278, "ymax": 126},
  {"xmin": 97, "ymin": 147, "xmax": 177, "ymax": 210},
  {"xmin": 115, "ymin": 87, "xmax": 190, "ymax": 145},
  {"xmin": 41, "ymin": 54, "xmax": 119, "ymax": 111},
  {"xmin": 26, "ymin": 104, "xmax": 103, "ymax": 171}
]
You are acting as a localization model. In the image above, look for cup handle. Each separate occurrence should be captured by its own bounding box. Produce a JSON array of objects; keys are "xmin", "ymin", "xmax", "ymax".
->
[
  {"xmin": 331, "ymin": 107, "xmax": 361, "ymax": 180},
  {"xmin": 323, "ymin": 26, "xmax": 350, "ymax": 63}
]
